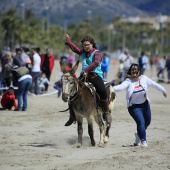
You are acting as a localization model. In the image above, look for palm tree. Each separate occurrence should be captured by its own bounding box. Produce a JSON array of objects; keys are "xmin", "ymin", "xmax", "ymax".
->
[{"xmin": 1, "ymin": 9, "xmax": 22, "ymax": 50}]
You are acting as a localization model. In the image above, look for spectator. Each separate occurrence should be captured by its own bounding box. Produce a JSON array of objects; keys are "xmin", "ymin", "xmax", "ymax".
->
[
  {"xmin": 0, "ymin": 63, "xmax": 3, "ymax": 95},
  {"xmin": 1, "ymin": 53, "xmax": 9, "ymax": 88},
  {"xmin": 21, "ymin": 47, "xmax": 32, "ymax": 72},
  {"xmin": 0, "ymin": 50, "xmax": 3, "ymax": 60},
  {"xmin": 138, "ymin": 51, "xmax": 148, "ymax": 75},
  {"xmin": 149, "ymin": 57, "xmax": 154, "ymax": 71},
  {"xmin": 53, "ymin": 80, "xmax": 62, "ymax": 97},
  {"xmin": 166, "ymin": 56, "xmax": 170, "ymax": 84},
  {"xmin": 118, "ymin": 48, "xmax": 134, "ymax": 83},
  {"xmin": 3, "ymin": 52, "xmax": 13, "ymax": 87},
  {"xmin": 30, "ymin": 47, "xmax": 41, "ymax": 94},
  {"xmin": 13, "ymin": 48, "xmax": 25, "ymax": 67},
  {"xmin": 12, "ymin": 66, "xmax": 32, "ymax": 111},
  {"xmin": 1, "ymin": 86, "xmax": 17, "ymax": 110},
  {"xmin": 101, "ymin": 53, "xmax": 110, "ymax": 80},
  {"xmin": 67, "ymin": 51, "xmax": 74, "ymax": 68},
  {"xmin": 60, "ymin": 50, "xmax": 68, "ymax": 63},
  {"xmin": 39, "ymin": 73, "xmax": 50, "ymax": 93},
  {"xmin": 40, "ymin": 48, "xmax": 55, "ymax": 92},
  {"xmin": 157, "ymin": 56, "xmax": 166, "ymax": 82},
  {"xmin": 53, "ymin": 71, "xmax": 63, "ymax": 97},
  {"xmin": 117, "ymin": 59, "xmax": 124, "ymax": 84}
]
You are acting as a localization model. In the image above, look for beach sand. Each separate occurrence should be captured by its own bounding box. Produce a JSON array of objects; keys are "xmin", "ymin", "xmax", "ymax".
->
[{"xmin": 0, "ymin": 59, "xmax": 170, "ymax": 170}]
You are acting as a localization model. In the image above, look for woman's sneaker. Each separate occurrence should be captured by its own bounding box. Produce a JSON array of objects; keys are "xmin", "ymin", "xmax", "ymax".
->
[
  {"xmin": 141, "ymin": 140, "xmax": 148, "ymax": 147},
  {"xmin": 134, "ymin": 131, "xmax": 141, "ymax": 146}
]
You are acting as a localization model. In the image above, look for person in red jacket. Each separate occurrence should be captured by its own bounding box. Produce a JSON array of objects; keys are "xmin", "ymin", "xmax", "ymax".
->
[
  {"xmin": 40, "ymin": 48, "xmax": 55, "ymax": 92},
  {"xmin": 1, "ymin": 87, "xmax": 17, "ymax": 110}
]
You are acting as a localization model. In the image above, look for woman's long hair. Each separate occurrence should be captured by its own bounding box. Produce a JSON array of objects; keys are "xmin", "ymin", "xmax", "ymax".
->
[{"xmin": 126, "ymin": 63, "xmax": 141, "ymax": 78}]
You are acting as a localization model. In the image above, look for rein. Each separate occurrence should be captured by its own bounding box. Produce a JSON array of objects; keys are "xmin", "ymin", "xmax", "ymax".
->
[
  {"xmin": 59, "ymin": 107, "xmax": 70, "ymax": 112},
  {"xmin": 59, "ymin": 76, "xmax": 85, "ymax": 112},
  {"xmin": 68, "ymin": 78, "xmax": 85, "ymax": 103},
  {"xmin": 59, "ymin": 75, "xmax": 101, "ymax": 115}
]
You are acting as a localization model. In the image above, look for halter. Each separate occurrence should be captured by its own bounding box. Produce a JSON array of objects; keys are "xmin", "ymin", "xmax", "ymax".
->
[
  {"xmin": 62, "ymin": 73, "xmax": 85, "ymax": 103},
  {"xmin": 61, "ymin": 72, "xmax": 102, "ymax": 120}
]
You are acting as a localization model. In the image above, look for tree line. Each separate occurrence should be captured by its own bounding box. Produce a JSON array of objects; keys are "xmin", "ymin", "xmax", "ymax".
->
[{"xmin": 0, "ymin": 8, "xmax": 170, "ymax": 57}]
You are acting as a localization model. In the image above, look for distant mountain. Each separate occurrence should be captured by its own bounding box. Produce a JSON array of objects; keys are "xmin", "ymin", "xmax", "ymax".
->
[
  {"xmin": 0, "ymin": 0, "xmax": 169, "ymax": 25},
  {"xmin": 122, "ymin": 0, "xmax": 170, "ymax": 16}
]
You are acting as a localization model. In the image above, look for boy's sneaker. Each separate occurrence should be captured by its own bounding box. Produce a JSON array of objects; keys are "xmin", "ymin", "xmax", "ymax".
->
[
  {"xmin": 134, "ymin": 131, "xmax": 141, "ymax": 146},
  {"xmin": 141, "ymin": 140, "xmax": 148, "ymax": 147}
]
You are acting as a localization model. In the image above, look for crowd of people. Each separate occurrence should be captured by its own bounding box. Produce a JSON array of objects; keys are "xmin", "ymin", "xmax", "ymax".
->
[
  {"xmin": 116, "ymin": 49, "xmax": 170, "ymax": 85},
  {"xmin": 0, "ymin": 47, "xmax": 55, "ymax": 111},
  {"xmin": 0, "ymin": 40, "xmax": 169, "ymax": 148}
]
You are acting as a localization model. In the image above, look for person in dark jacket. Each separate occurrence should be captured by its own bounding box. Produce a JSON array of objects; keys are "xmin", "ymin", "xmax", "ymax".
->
[
  {"xmin": 40, "ymin": 48, "xmax": 55, "ymax": 92},
  {"xmin": 13, "ymin": 48, "xmax": 25, "ymax": 67}
]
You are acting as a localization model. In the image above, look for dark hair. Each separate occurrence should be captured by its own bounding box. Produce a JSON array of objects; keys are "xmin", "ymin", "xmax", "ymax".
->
[
  {"xmin": 8, "ymin": 86, "xmax": 14, "ymax": 90},
  {"xmin": 21, "ymin": 46, "xmax": 26, "ymax": 51},
  {"xmin": 25, "ymin": 47, "xmax": 30, "ymax": 53},
  {"xmin": 32, "ymin": 47, "xmax": 38, "ymax": 52},
  {"xmin": 81, "ymin": 36, "xmax": 97, "ymax": 49},
  {"xmin": 141, "ymin": 51, "xmax": 145, "ymax": 56},
  {"xmin": 126, "ymin": 63, "xmax": 141, "ymax": 78},
  {"xmin": 36, "ymin": 47, "xmax": 41, "ymax": 53},
  {"xmin": 15, "ymin": 48, "xmax": 21, "ymax": 52}
]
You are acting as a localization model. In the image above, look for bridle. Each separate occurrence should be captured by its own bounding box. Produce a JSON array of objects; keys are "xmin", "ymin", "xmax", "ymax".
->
[
  {"xmin": 61, "ymin": 73, "xmax": 85, "ymax": 103},
  {"xmin": 61, "ymin": 72, "xmax": 100, "ymax": 116}
]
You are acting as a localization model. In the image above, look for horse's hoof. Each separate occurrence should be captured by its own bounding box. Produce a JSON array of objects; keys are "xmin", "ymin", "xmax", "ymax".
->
[
  {"xmin": 91, "ymin": 141, "xmax": 96, "ymax": 147},
  {"xmin": 98, "ymin": 143, "xmax": 104, "ymax": 148},
  {"xmin": 77, "ymin": 143, "xmax": 81, "ymax": 148},
  {"xmin": 104, "ymin": 136, "xmax": 109, "ymax": 143}
]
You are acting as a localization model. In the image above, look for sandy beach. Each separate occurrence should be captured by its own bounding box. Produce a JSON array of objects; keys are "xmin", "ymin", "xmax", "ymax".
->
[{"xmin": 0, "ymin": 59, "xmax": 170, "ymax": 170}]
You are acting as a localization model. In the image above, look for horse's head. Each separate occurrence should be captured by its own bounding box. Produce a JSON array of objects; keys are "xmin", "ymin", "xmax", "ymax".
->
[
  {"xmin": 61, "ymin": 72, "xmax": 77, "ymax": 102},
  {"xmin": 60, "ymin": 60, "xmax": 79, "ymax": 102}
]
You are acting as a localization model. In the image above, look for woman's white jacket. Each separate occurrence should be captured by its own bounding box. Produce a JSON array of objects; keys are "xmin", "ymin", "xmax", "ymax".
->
[{"xmin": 113, "ymin": 75, "xmax": 166, "ymax": 107}]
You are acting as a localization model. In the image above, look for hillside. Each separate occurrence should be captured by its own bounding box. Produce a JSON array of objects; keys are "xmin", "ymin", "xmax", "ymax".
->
[
  {"xmin": 122, "ymin": 0, "xmax": 170, "ymax": 15},
  {"xmin": 0, "ymin": 0, "xmax": 169, "ymax": 25}
]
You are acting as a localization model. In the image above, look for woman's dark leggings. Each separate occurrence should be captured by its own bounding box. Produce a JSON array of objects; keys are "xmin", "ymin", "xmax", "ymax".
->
[{"xmin": 88, "ymin": 74, "xmax": 107, "ymax": 100}]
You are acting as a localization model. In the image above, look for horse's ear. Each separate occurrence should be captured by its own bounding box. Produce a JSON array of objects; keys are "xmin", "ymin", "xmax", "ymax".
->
[
  {"xmin": 59, "ymin": 61, "xmax": 68, "ymax": 73},
  {"xmin": 71, "ymin": 60, "xmax": 79, "ymax": 74}
]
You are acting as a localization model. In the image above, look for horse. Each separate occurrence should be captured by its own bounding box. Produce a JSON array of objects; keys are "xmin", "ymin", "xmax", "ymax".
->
[{"xmin": 60, "ymin": 60, "xmax": 116, "ymax": 147}]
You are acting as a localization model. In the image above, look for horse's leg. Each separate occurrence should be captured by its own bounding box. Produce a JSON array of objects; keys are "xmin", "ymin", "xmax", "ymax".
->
[
  {"xmin": 104, "ymin": 86, "xmax": 115, "ymax": 143},
  {"xmin": 77, "ymin": 117, "xmax": 83, "ymax": 147},
  {"xmin": 94, "ymin": 112, "xmax": 105, "ymax": 147},
  {"xmin": 104, "ymin": 122, "xmax": 111, "ymax": 143},
  {"xmin": 87, "ymin": 117, "xmax": 96, "ymax": 146},
  {"xmin": 103, "ymin": 108, "xmax": 112, "ymax": 142}
]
